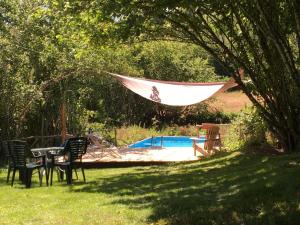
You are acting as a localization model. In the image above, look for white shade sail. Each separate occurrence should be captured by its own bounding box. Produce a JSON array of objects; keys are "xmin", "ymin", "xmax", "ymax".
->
[{"xmin": 108, "ymin": 72, "xmax": 237, "ymax": 106}]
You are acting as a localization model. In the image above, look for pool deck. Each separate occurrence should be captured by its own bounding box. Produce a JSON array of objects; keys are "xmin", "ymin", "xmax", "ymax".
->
[{"xmin": 82, "ymin": 145, "xmax": 201, "ymax": 167}]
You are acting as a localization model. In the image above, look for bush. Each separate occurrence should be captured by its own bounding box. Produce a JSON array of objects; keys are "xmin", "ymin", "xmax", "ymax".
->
[{"xmin": 224, "ymin": 107, "xmax": 267, "ymax": 150}]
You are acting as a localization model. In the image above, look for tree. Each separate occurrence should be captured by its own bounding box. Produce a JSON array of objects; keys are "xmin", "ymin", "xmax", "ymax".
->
[
  {"xmin": 0, "ymin": 0, "xmax": 95, "ymax": 138},
  {"xmin": 0, "ymin": 0, "xmax": 221, "ymax": 139},
  {"xmin": 95, "ymin": 0, "xmax": 300, "ymax": 151}
]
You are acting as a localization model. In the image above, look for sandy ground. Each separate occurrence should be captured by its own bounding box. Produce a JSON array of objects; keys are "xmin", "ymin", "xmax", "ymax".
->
[
  {"xmin": 83, "ymin": 146, "xmax": 200, "ymax": 162},
  {"xmin": 206, "ymin": 90, "xmax": 252, "ymax": 113}
]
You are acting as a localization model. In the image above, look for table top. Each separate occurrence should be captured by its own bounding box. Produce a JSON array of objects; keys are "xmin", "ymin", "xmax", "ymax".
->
[{"xmin": 31, "ymin": 147, "xmax": 64, "ymax": 152}]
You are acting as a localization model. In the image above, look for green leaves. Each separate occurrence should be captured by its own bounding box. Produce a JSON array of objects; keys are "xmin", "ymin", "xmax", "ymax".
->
[
  {"xmin": 1, "ymin": 0, "xmax": 299, "ymax": 151},
  {"xmin": 94, "ymin": 0, "xmax": 300, "ymax": 151}
]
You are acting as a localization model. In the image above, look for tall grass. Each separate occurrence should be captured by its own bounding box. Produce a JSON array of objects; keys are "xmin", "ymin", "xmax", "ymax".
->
[{"xmin": 110, "ymin": 125, "xmax": 199, "ymax": 147}]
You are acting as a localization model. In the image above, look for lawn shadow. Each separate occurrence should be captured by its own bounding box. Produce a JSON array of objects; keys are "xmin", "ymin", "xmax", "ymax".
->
[
  {"xmin": 2, "ymin": 151, "xmax": 298, "ymax": 224},
  {"xmin": 70, "ymin": 151, "xmax": 300, "ymax": 224}
]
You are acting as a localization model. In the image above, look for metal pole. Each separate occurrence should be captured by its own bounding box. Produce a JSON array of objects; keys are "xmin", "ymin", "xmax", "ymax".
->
[{"xmin": 114, "ymin": 128, "xmax": 117, "ymax": 147}]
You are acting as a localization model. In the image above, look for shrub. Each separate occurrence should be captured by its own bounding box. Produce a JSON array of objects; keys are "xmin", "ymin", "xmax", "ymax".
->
[
  {"xmin": 224, "ymin": 107, "xmax": 267, "ymax": 150},
  {"xmin": 162, "ymin": 125, "xmax": 199, "ymax": 136}
]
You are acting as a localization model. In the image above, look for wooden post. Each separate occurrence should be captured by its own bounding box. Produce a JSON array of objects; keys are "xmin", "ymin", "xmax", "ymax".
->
[
  {"xmin": 41, "ymin": 114, "xmax": 44, "ymax": 147},
  {"xmin": 114, "ymin": 128, "xmax": 117, "ymax": 147},
  {"xmin": 60, "ymin": 94, "xmax": 67, "ymax": 144}
]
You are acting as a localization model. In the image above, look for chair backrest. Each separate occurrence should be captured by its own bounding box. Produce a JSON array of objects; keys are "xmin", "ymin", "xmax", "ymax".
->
[
  {"xmin": 1, "ymin": 141, "xmax": 13, "ymax": 165},
  {"xmin": 198, "ymin": 123, "xmax": 220, "ymax": 150},
  {"xmin": 64, "ymin": 137, "xmax": 88, "ymax": 162},
  {"xmin": 8, "ymin": 140, "xmax": 27, "ymax": 167},
  {"xmin": 87, "ymin": 134, "xmax": 102, "ymax": 147},
  {"xmin": 1, "ymin": 141, "xmax": 10, "ymax": 157}
]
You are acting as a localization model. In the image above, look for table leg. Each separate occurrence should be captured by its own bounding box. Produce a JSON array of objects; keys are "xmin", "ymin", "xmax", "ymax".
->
[{"xmin": 66, "ymin": 166, "xmax": 72, "ymax": 185}]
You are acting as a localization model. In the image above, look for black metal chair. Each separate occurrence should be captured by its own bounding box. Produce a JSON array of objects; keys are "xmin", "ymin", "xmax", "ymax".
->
[
  {"xmin": 9, "ymin": 140, "xmax": 46, "ymax": 188},
  {"xmin": 49, "ymin": 137, "xmax": 88, "ymax": 185}
]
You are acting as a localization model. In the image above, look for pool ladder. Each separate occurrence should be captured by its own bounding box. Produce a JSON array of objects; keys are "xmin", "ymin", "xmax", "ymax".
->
[{"xmin": 151, "ymin": 136, "xmax": 163, "ymax": 148}]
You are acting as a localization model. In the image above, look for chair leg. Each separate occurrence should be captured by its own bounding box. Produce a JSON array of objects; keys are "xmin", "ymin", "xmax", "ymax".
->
[
  {"xmin": 218, "ymin": 139, "xmax": 222, "ymax": 151},
  {"xmin": 74, "ymin": 168, "xmax": 78, "ymax": 180},
  {"xmin": 6, "ymin": 166, "xmax": 11, "ymax": 183},
  {"xmin": 19, "ymin": 169, "xmax": 26, "ymax": 184},
  {"xmin": 81, "ymin": 167, "xmax": 86, "ymax": 183},
  {"xmin": 25, "ymin": 169, "xmax": 29, "ymax": 188},
  {"xmin": 11, "ymin": 168, "xmax": 16, "ymax": 187},
  {"xmin": 38, "ymin": 168, "xmax": 42, "ymax": 186},
  {"xmin": 44, "ymin": 166, "xmax": 49, "ymax": 186},
  {"xmin": 47, "ymin": 167, "xmax": 51, "ymax": 186},
  {"xmin": 193, "ymin": 141, "xmax": 196, "ymax": 156},
  {"xmin": 69, "ymin": 167, "xmax": 73, "ymax": 184},
  {"xmin": 26, "ymin": 169, "xmax": 33, "ymax": 188},
  {"xmin": 57, "ymin": 168, "xmax": 64, "ymax": 182},
  {"xmin": 66, "ymin": 166, "xmax": 72, "ymax": 185},
  {"xmin": 56, "ymin": 169, "xmax": 61, "ymax": 182},
  {"xmin": 50, "ymin": 166, "xmax": 54, "ymax": 186},
  {"xmin": 60, "ymin": 169, "xmax": 64, "ymax": 181}
]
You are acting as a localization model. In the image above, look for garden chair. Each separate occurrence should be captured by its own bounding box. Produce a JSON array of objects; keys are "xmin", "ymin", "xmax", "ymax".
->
[
  {"xmin": 86, "ymin": 133, "xmax": 111, "ymax": 159},
  {"xmin": 87, "ymin": 133, "xmax": 103, "ymax": 149},
  {"xmin": 192, "ymin": 123, "xmax": 221, "ymax": 157},
  {"xmin": 48, "ymin": 137, "xmax": 88, "ymax": 185},
  {"xmin": 9, "ymin": 140, "xmax": 46, "ymax": 188}
]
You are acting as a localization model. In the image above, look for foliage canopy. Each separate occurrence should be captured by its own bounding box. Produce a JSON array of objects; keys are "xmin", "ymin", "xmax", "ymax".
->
[
  {"xmin": 0, "ymin": 0, "xmax": 226, "ymax": 140},
  {"xmin": 94, "ymin": 0, "xmax": 300, "ymax": 151}
]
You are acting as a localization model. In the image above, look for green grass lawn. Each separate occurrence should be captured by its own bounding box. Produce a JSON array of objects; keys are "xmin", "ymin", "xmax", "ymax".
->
[{"xmin": 1, "ymin": 151, "xmax": 300, "ymax": 225}]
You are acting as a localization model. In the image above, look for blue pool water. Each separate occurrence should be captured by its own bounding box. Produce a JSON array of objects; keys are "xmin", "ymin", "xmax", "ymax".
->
[{"xmin": 128, "ymin": 136, "xmax": 205, "ymax": 148}]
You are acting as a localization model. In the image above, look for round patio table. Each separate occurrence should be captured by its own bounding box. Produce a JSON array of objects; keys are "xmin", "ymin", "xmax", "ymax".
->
[{"xmin": 31, "ymin": 147, "xmax": 64, "ymax": 185}]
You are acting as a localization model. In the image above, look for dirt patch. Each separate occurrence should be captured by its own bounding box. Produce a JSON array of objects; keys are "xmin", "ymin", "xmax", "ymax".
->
[{"xmin": 206, "ymin": 90, "xmax": 252, "ymax": 113}]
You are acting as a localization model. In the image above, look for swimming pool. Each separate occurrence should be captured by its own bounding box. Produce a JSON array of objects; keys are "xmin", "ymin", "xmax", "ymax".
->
[{"xmin": 128, "ymin": 136, "xmax": 205, "ymax": 148}]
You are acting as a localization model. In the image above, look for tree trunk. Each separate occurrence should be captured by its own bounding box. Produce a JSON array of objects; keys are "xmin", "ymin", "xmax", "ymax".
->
[{"xmin": 60, "ymin": 98, "xmax": 67, "ymax": 144}]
